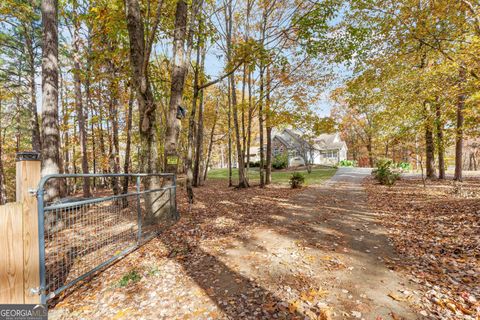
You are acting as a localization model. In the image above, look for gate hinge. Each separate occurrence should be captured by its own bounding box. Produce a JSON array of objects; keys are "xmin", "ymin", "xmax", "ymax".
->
[{"xmin": 28, "ymin": 188, "xmax": 37, "ymax": 197}]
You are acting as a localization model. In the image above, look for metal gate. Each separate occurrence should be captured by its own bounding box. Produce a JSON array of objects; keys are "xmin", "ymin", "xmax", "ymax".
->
[{"xmin": 36, "ymin": 173, "xmax": 177, "ymax": 303}]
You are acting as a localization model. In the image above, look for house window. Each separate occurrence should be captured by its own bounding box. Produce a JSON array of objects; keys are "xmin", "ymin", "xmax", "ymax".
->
[
  {"xmin": 322, "ymin": 151, "xmax": 337, "ymax": 158},
  {"xmin": 273, "ymin": 146, "xmax": 279, "ymax": 156}
]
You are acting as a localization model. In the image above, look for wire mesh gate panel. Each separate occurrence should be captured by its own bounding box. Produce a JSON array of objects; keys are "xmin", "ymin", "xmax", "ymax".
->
[{"xmin": 36, "ymin": 173, "xmax": 178, "ymax": 303}]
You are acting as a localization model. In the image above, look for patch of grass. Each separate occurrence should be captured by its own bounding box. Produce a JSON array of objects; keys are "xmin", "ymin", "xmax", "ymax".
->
[
  {"xmin": 206, "ymin": 167, "xmax": 336, "ymax": 185},
  {"xmin": 118, "ymin": 270, "xmax": 141, "ymax": 287}
]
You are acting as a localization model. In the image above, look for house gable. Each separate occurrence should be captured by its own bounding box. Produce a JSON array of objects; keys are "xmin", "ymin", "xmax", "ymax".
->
[
  {"xmin": 272, "ymin": 129, "xmax": 348, "ymax": 166},
  {"xmin": 272, "ymin": 136, "xmax": 290, "ymax": 156}
]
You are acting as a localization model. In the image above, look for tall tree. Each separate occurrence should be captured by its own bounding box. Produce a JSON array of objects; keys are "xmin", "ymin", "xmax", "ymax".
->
[
  {"xmin": 193, "ymin": 46, "xmax": 207, "ymax": 187},
  {"xmin": 424, "ymin": 102, "xmax": 436, "ymax": 179},
  {"xmin": 41, "ymin": 0, "xmax": 62, "ymax": 201},
  {"xmin": 125, "ymin": 0, "xmax": 162, "ymax": 175},
  {"xmin": 265, "ymin": 65, "xmax": 272, "ymax": 184},
  {"xmin": 186, "ymin": 32, "xmax": 202, "ymax": 202},
  {"xmin": 0, "ymin": 97, "xmax": 7, "ymax": 205},
  {"xmin": 435, "ymin": 103, "xmax": 445, "ymax": 179},
  {"xmin": 203, "ymin": 98, "xmax": 219, "ymax": 182},
  {"xmin": 72, "ymin": 0, "xmax": 91, "ymax": 197},
  {"xmin": 165, "ymin": 0, "xmax": 188, "ymax": 174},
  {"xmin": 125, "ymin": 0, "xmax": 165, "ymax": 221},
  {"xmin": 23, "ymin": 16, "xmax": 42, "ymax": 152},
  {"xmin": 123, "ymin": 88, "xmax": 134, "ymax": 195},
  {"xmin": 454, "ymin": 66, "xmax": 466, "ymax": 181},
  {"xmin": 226, "ymin": 0, "xmax": 247, "ymax": 188}
]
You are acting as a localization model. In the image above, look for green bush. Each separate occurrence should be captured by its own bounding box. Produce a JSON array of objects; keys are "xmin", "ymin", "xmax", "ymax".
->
[
  {"xmin": 289, "ymin": 172, "xmax": 305, "ymax": 188},
  {"xmin": 248, "ymin": 161, "xmax": 260, "ymax": 168},
  {"xmin": 339, "ymin": 159, "xmax": 357, "ymax": 167},
  {"xmin": 395, "ymin": 162, "xmax": 411, "ymax": 172},
  {"xmin": 272, "ymin": 153, "xmax": 288, "ymax": 170},
  {"xmin": 372, "ymin": 159, "xmax": 400, "ymax": 186}
]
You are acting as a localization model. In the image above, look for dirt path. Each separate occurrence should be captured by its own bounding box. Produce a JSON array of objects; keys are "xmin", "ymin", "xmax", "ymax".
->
[
  {"xmin": 223, "ymin": 168, "xmax": 420, "ymax": 319},
  {"xmin": 51, "ymin": 169, "xmax": 421, "ymax": 319}
]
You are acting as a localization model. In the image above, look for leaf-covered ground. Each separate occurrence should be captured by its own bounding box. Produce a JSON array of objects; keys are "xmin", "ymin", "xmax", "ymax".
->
[
  {"xmin": 50, "ymin": 169, "xmax": 426, "ymax": 319},
  {"xmin": 365, "ymin": 177, "xmax": 480, "ymax": 319}
]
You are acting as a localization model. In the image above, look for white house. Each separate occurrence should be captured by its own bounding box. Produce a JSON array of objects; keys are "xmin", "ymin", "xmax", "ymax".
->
[{"xmin": 272, "ymin": 129, "xmax": 348, "ymax": 167}]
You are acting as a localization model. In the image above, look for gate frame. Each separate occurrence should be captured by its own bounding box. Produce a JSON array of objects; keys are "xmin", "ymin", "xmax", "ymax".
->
[{"xmin": 36, "ymin": 172, "xmax": 177, "ymax": 303}]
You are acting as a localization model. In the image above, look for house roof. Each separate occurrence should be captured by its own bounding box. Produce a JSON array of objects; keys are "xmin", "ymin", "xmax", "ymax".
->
[
  {"xmin": 273, "ymin": 129, "xmax": 307, "ymax": 150},
  {"xmin": 273, "ymin": 129, "xmax": 346, "ymax": 151},
  {"xmin": 313, "ymin": 133, "xmax": 346, "ymax": 151}
]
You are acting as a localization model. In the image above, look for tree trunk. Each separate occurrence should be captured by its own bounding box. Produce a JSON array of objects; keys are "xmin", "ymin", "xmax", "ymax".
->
[
  {"xmin": 425, "ymin": 127, "xmax": 436, "ymax": 179},
  {"xmin": 98, "ymin": 118, "xmax": 106, "ymax": 184},
  {"xmin": 424, "ymin": 102, "xmax": 436, "ymax": 179},
  {"xmin": 193, "ymin": 46, "xmax": 207, "ymax": 187},
  {"xmin": 231, "ymin": 75, "xmax": 247, "ymax": 188},
  {"xmin": 227, "ymin": 82, "xmax": 233, "ymax": 187},
  {"xmin": 25, "ymin": 30, "xmax": 42, "ymax": 152},
  {"xmin": 123, "ymin": 89, "xmax": 134, "ymax": 194},
  {"xmin": 435, "ymin": 103, "xmax": 445, "ymax": 179},
  {"xmin": 97, "ymin": 98, "xmax": 108, "ymax": 180},
  {"xmin": 72, "ymin": 118, "xmax": 78, "ymax": 194},
  {"xmin": 454, "ymin": 67, "xmax": 466, "ymax": 181},
  {"xmin": 60, "ymin": 71, "xmax": 70, "ymax": 194},
  {"xmin": 0, "ymin": 129, "xmax": 6, "ymax": 204},
  {"xmin": 126, "ymin": 0, "xmax": 159, "ymax": 175},
  {"xmin": 366, "ymin": 135, "xmax": 374, "ymax": 167},
  {"xmin": 90, "ymin": 113, "xmax": 96, "ymax": 177},
  {"xmin": 125, "ymin": 0, "xmax": 165, "ymax": 222},
  {"xmin": 246, "ymin": 70, "xmax": 253, "ymax": 178},
  {"xmin": 0, "ymin": 98, "xmax": 7, "ymax": 204},
  {"xmin": 265, "ymin": 66, "xmax": 272, "ymax": 185},
  {"xmin": 186, "ymin": 38, "xmax": 201, "ymax": 203},
  {"xmin": 86, "ymin": 25, "xmax": 96, "ymax": 189},
  {"xmin": 164, "ymin": 0, "xmax": 188, "ymax": 174},
  {"xmin": 108, "ymin": 74, "xmax": 121, "ymax": 195},
  {"xmin": 241, "ymin": 65, "xmax": 247, "ymax": 170},
  {"xmin": 73, "ymin": 3, "xmax": 91, "ymax": 197},
  {"xmin": 193, "ymin": 84, "xmax": 205, "ymax": 186},
  {"xmin": 41, "ymin": 0, "xmax": 62, "ymax": 201},
  {"xmin": 258, "ymin": 65, "xmax": 265, "ymax": 187},
  {"xmin": 15, "ymin": 92, "xmax": 21, "ymax": 153},
  {"xmin": 203, "ymin": 100, "xmax": 219, "ymax": 182},
  {"xmin": 258, "ymin": 5, "xmax": 267, "ymax": 187},
  {"xmin": 244, "ymin": 1, "xmax": 252, "ymax": 182}
]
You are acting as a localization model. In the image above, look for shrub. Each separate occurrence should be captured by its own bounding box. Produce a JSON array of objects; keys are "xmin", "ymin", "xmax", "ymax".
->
[
  {"xmin": 339, "ymin": 159, "xmax": 357, "ymax": 167},
  {"xmin": 372, "ymin": 159, "xmax": 400, "ymax": 186},
  {"xmin": 272, "ymin": 153, "xmax": 288, "ymax": 170},
  {"xmin": 395, "ymin": 162, "xmax": 411, "ymax": 172},
  {"xmin": 289, "ymin": 172, "xmax": 305, "ymax": 189},
  {"xmin": 248, "ymin": 161, "xmax": 260, "ymax": 168}
]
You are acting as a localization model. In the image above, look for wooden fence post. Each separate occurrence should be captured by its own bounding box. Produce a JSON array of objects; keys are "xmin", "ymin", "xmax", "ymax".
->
[
  {"xmin": 0, "ymin": 203, "xmax": 24, "ymax": 303},
  {"xmin": 16, "ymin": 152, "xmax": 42, "ymax": 304}
]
